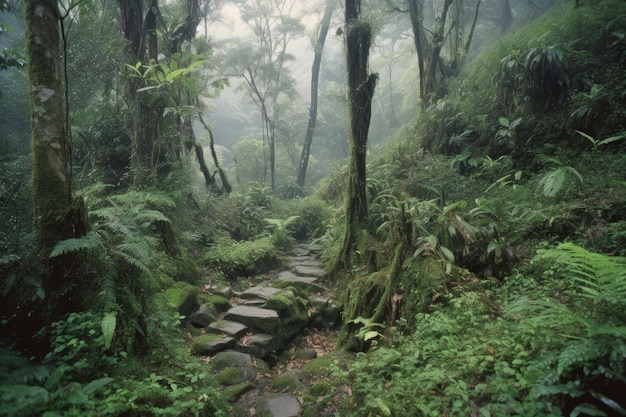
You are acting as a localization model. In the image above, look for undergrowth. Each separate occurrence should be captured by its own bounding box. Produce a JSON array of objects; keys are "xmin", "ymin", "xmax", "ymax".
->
[{"xmin": 333, "ymin": 245, "xmax": 626, "ymax": 416}]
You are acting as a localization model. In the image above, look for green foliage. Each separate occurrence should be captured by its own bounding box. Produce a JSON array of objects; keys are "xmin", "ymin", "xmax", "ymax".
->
[
  {"xmin": 507, "ymin": 244, "xmax": 626, "ymax": 415},
  {"xmin": 0, "ymin": 310, "xmax": 230, "ymax": 417},
  {"xmin": 537, "ymin": 163, "xmax": 584, "ymax": 198},
  {"xmin": 203, "ymin": 235, "xmax": 280, "ymax": 279}
]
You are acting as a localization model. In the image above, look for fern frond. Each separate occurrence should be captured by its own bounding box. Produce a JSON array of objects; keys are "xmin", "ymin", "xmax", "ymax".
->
[
  {"xmin": 538, "ymin": 166, "xmax": 583, "ymax": 198},
  {"xmin": 132, "ymin": 208, "xmax": 170, "ymax": 225},
  {"xmin": 538, "ymin": 243, "xmax": 626, "ymax": 316},
  {"xmin": 109, "ymin": 190, "xmax": 175, "ymax": 210},
  {"xmin": 49, "ymin": 231, "xmax": 102, "ymax": 257},
  {"xmin": 557, "ymin": 339, "xmax": 608, "ymax": 376}
]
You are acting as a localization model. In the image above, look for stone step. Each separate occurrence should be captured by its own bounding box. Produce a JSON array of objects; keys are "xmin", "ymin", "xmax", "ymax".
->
[
  {"xmin": 224, "ymin": 305, "xmax": 280, "ymax": 334},
  {"xmin": 287, "ymin": 259, "xmax": 321, "ymax": 269},
  {"xmin": 292, "ymin": 265, "xmax": 325, "ymax": 278},
  {"xmin": 238, "ymin": 286, "xmax": 281, "ymax": 300},
  {"xmin": 207, "ymin": 320, "xmax": 248, "ymax": 338}
]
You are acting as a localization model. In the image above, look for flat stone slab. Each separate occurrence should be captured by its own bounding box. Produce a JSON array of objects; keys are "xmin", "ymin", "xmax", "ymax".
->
[
  {"xmin": 260, "ymin": 394, "xmax": 302, "ymax": 417},
  {"xmin": 239, "ymin": 286, "xmax": 281, "ymax": 300},
  {"xmin": 278, "ymin": 271, "xmax": 318, "ymax": 285},
  {"xmin": 224, "ymin": 305, "xmax": 279, "ymax": 333},
  {"xmin": 208, "ymin": 320, "xmax": 248, "ymax": 338},
  {"xmin": 293, "ymin": 265, "xmax": 325, "ymax": 278},
  {"xmin": 290, "ymin": 246, "xmax": 310, "ymax": 257},
  {"xmin": 192, "ymin": 335, "xmax": 236, "ymax": 356},
  {"xmin": 288, "ymin": 259, "xmax": 320, "ymax": 269}
]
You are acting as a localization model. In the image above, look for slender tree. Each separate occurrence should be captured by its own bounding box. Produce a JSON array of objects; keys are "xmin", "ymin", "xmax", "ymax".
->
[
  {"xmin": 330, "ymin": 0, "xmax": 378, "ymax": 274},
  {"xmin": 295, "ymin": 0, "xmax": 335, "ymax": 189},
  {"xmin": 388, "ymin": 0, "xmax": 481, "ymax": 108},
  {"xmin": 228, "ymin": 0, "xmax": 303, "ymax": 190}
]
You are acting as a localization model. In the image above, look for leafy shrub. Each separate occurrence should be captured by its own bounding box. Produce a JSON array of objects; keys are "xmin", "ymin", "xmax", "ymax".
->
[{"xmin": 203, "ymin": 236, "xmax": 280, "ymax": 279}]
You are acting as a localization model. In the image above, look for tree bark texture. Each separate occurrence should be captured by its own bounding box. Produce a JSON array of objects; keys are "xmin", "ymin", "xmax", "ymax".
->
[
  {"xmin": 296, "ymin": 1, "xmax": 334, "ymax": 188},
  {"xmin": 26, "ymin": 0, "xmax": 88, "ymax": 314},
  {"xmin": 331, "ymin": 0, "xmax": 377, "ymax": 274},
  {"xmin": 26, "ymin": 0, "xmax": 74, "ymax": 253}
]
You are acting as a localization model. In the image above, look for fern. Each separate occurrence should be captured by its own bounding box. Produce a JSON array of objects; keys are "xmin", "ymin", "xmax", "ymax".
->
[
  {"xmin": 557, "ymin": 339, "xmax": 609, "ymax": 377},
  {"xmin": 49, "ymin": 231, "xmax": 102, "ymax": 257},
  {"xmin": 538, "ymin": 166, "xmax": 584, "ymax": 198},
  {"xmin": 538, "ymin": 243, "xmax": 626, "ymax": 320}
]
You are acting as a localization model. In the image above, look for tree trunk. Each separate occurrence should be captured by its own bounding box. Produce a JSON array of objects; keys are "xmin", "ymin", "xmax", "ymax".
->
[
  {"xmin": 25, "ymin": 0, "xmax": 88, "ymax": 334},
  {"xmin": 423, "ymin": 0, "xmax": 453, "ymax": 105},
  {"xmin": 296, "ymin": 1, "xmax": 334, "ymax": 188},
  {"xmin": 119, "ymin": 0, "xmax": 166, "ymax": 180},
  {"xmin": 330, "ymin": 0, "xmax": 377, "ymax": 274},
  {"xmin": 407, "ymin": 0, "xmax": 426, "ymax": 110},
  {"xmin": 501, "ymin": 0, "xmax": 513, "ymax": 30}
]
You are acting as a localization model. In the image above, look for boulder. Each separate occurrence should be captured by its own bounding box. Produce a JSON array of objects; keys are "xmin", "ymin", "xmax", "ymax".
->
[
  {"xmin": 189, "ymin": 303, "xmax": 218, "ymax": 328},
  {"xmin": 165, "ymin": 282, "xmax": 199, "ymax": 317},
  {"xmin": 258, "ymin": 394, "xmax": 302, "ymax": 417}
]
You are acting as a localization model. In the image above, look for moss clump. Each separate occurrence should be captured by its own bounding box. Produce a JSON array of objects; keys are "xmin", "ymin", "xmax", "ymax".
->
[
  {"xmin": 222, "ymin": 382, "xmax": 255, "ymax": 402},
  {"xmin": 165, "ymin": 281, "xmax": 199, "ymax": 316},
  {"xmin": 173, "ymin": 252, "xmax": 200, "ymax": 284},
  {"xmin": 191, "ymin": 334, "xmax": 223, "ymax": 355},
  {"xmin": 310, "ymin": 380, "xmax": 333, "ymax": 396},
  {"xmin": 217, "ymin": 367, "xmax": 246, "ymax": 386},
  {"xmin": 271, "ymin": 373, "xmax": 297, "ymax": 390},
  {"xmin": 198, "ymin": 294, "xmax": 231, "ymax": 312},
  {"xmin": 301, "ymin": 356, "xmax": 334, "ymax": 377}
]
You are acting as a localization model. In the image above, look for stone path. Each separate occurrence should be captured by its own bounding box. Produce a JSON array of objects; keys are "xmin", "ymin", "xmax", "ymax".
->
[{"xmin": 185, "ymin": 242, "xmax": 341, "ymax": 416}]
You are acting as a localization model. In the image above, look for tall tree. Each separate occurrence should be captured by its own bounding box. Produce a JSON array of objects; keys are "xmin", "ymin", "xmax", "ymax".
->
[
  {"xmin": 25, "ymin": 0, "xmax": 87, "ymax": 331},
  {"xmin": 389, "ymin": 0, "xmax": 481, "ymax": 108},
  {"xmin": 227, "ymin": 0, "xmax": 303, "ymax": 190},
  {"xmin": 295, "ymin": 0, "xmax": 334, "ymax": 189},
  {"xmin": 330, "ymin": 0, "xmax": 378, "ymax": 273}
]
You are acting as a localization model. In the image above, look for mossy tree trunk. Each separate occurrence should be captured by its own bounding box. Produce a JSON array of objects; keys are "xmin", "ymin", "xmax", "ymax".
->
[
  {"xmin": 330, "ymin": 0, "xmax": 378, "ymax": 275},
  {"xmin": 119, "ymin": 0, "xmax": 167, "ymax": 180},
  {"xmin": 337, "ymin": 204, "xmax": 411, "ymax": 351},
  {"xmin": 26, "ymin": 0, "xmax": 87, "ymax": 322}
]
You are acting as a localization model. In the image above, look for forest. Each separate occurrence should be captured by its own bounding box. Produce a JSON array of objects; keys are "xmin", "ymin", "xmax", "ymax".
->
[{"xmin": 1, "ymin": 0, "xmax": 625, "ymax": 416}]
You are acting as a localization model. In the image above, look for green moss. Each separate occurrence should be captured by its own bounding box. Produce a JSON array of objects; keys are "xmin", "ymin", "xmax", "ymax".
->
[
  {"xmin": 198, "ymin": 294, "xmax": 231, "ymax": 312},
  {"xmin": 217, "ymin": 367, "xmax": 245, "ymax": 386},
  {"xmin": 174, "ymin": 252, "xmax": 200, "ymax": 284},
  {"xmin": 301, "ymin": 356, "xmax": 334, "ymax": 376},
  {"xmin": 222, "ymin": 382, "xmax": 255, "ymax": 402},
  {"xmin": 191, "ymin": 334, "xmax": 223, "ymax": 355},
  {"xmin": 271, "ymin": 373, "xmax": 296, "ymax": 390},
  {"xmin": 310, "ymin": 381, "xmax": 333, "ymax": 396},
  {"xmin": 165, "ymin": 281, "xmax": 199, "ymax": 316}
]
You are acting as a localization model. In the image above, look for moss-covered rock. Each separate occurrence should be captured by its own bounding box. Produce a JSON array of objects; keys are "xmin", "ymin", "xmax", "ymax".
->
[
  {"xmin": 165, "ymin": 281, "xmax": 199, "ymax": 317},
  {"xmin": 173, "ymin": 251, "xmax": 200, "ymax": 284},
  {"xmin": 272, "ymin": 369, "xmax": 304, "ymax": 391},
  {"xmin": 198, "ymin": 293, "xmax": 231, "ymax": 312},
  {"xmin": 301, "ymin": 356, "xmax": 334, "ymax": 377},
  {"xmin": 264, "ymin": 290, "xmax": 310, "ymax": 342},
  {"xmin": 222, "ymin": 382, "xmax": 255, "ymax": 402},
  {"xmin": 191, "ymin": 334, "xmax": 235, "ymax": 356},
  {"xmin": 217, "ymin": 366, "xmax": 256, "ymax": 386}
]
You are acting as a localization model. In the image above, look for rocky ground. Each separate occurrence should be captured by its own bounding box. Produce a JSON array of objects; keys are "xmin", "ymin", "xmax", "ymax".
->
[{"xmin": 172, "ymin": 242, "xmax": 348, "ymax": 417}]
